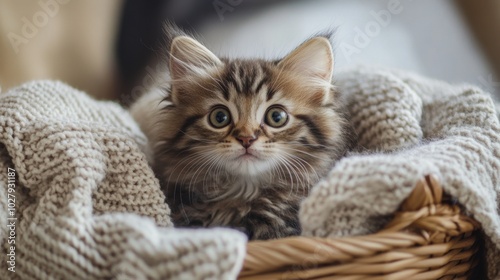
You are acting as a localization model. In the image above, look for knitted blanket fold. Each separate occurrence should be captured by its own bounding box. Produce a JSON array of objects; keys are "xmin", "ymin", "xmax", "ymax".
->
[
  {"xmin": 0, "ymin": 67, "xmax": 499, "ymax": 279},
  {"xmin": 0, "ymin": 81, "xmax": 246, "ymax": 279},
  {"xmin": 300, "ymin": 67, "xmax": 500, "ymax": 279}
]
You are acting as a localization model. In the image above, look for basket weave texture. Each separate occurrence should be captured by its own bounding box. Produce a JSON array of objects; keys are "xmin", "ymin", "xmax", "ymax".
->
[{"xmin": 239, "ymin": 175, "xmax": 482, "ymax": 279}]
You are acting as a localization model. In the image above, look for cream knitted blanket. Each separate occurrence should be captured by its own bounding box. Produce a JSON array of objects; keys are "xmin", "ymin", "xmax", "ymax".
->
[{"xmin": 0, "ymin": 67, "xmax": 499, "ymax": 279}]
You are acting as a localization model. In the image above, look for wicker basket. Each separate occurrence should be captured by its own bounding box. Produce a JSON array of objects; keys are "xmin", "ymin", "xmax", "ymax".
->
[{"xmin": 239, "ymin": 175, "xmax": 483, "ymax": 279}]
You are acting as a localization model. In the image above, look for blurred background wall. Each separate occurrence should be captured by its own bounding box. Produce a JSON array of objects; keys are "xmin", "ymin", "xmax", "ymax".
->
[
  {"xmin": 0, "ymin": 0, "xmax": 122, "ymax": 99},
  {"xmin": 0, "ymin": 0, "xmax": 498, "ymax": 103}
]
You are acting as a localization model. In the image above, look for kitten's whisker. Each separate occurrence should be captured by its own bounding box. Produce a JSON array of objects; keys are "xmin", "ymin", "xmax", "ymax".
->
[
  {"xmin": 188, "ymin": 156, "xmax": 209, "ymax": 198},
  {"xmin": 178, "ymin": 151, "xmax": 221, "ymax": 220},
  {"xmin": 281, "ymin": 150, "xmax": 319, "ymax": 181},
  {"xmin": 282, "ymin": 152, "xmax": 308, "ymax": 180},
  {"xmin": 275, "ymin": 154, "xmax": 296, "ymax": 196},
  {"xmin": 166, "ymin": 154, "xmax": 197, "ymax": 182},
  {"xmin": 270, "ymin": 156, "xmax": 286, "ymax": 184},
  {"xmin": 270, "ymin": 155, "xmax": 284, "ymax": 177},
  {"xmin": 280, "ymin": 146, "xmax": 329, "ymax": 160},
  {"xmin": 283, "ymin": 156, "xmax": 307, "ymax": 196},
  {"xmin": 293, "ymin": 157, "xmax": 320, "ymax": 188},
  {"xmin": 213, "ymin": 154, "xmax": 226, "ymax": 195},
  {"xmin": 182, "ymin": 149, "xmax": 218, "ymax": 187},
  {"xmin": 281, "ymin": 151, "xmax": 315, "ymax": 193},
  {"xmin": 168, "ymin": 152, "xmax": 205, "ymax": 185},
  {"xmin": 284, "ymin": 157, "xmax": 303, "ymax": 196},
  {"xmin": 283, "ymin": 152, "xmax": 312, "ymax": 195},
  {"xmin": 266, "ymin": 157, "xmax": 280, "ymax": 182},
  {"xmin": 202, "ymin": 153, "xmax": 223, "ymax": 194},
  {"xmin": 288, "ymin": 141, "xmax": 329, "ymax": 149},
  {"xmin": 211, "ymin": 154, "xmax": 226, "ymax": 195},
  {"xmin": 169, "ymin": 151, "xmax": 210, "ymax": 217},
  {"xmin": 190, "ymin": 152, "xmax": 221, "ymax": 197},
  {"xmin": 172, "ymin": 147, "xmax": 198, "ymax": 158}
]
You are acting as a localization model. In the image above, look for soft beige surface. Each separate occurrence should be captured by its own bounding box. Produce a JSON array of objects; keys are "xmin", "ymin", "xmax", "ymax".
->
[
  {"xmin": 0, "ymin": 67, "xmax": 499, "ymax": 279},
  {"xmin": 0, "ymin": 0, "xmax": 121, "ymax": 99}
]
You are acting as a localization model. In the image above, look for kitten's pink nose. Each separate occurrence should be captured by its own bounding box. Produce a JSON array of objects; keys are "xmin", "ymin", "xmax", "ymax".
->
[{"xmin": 236, "ymin": 135, "xmax": 257, "ymax": 148}]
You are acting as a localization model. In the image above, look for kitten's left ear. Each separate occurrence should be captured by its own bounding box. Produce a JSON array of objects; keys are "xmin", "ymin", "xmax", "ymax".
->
[
  {"xmin": 278, "ymin": 37, "xmax": 334, "ymax": 83},
  {"xmin": 169, "ymin": 36, "xmax": 222, "ymax": 81}
]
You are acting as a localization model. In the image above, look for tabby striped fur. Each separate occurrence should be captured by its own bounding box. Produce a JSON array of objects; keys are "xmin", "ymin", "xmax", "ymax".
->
[{"xmin": 131, "ymin": 29, "xmax": 351, "ymax": 240}]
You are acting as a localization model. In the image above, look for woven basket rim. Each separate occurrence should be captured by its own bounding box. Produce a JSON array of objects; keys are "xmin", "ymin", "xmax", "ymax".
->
[{"xmin": 239, "ymin": 175, "xmax": 482, "ymax": 280}]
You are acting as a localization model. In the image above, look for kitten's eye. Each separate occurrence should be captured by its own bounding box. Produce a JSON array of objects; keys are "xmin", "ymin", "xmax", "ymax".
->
[
  {"xmin": 265, "ymin": 106, "xmax": 288, "ymax": 128},
  {"xmin": 209, "ymin": 107, "xmax": 231, "ymax": 128}
]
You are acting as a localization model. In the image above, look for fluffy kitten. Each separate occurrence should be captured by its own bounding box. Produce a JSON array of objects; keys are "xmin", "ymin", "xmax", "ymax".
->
[{"xmin": 131, "ymin": 29, "xmax": 350, "ymax": 240}]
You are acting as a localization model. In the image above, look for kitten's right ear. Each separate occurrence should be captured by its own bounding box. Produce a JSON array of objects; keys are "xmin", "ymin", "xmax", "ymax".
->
[
  {"xmin": 278, "ymin": 36, "xmax": 334, "ymax": 84},
  {"xmin": 169, "ymin": 36, "xmax": 222, "ymax": 80}
]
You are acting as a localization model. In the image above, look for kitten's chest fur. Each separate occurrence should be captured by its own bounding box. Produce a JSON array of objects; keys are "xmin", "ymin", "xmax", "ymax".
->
[{"xmin": 164, "ymin": 176, "xmax": 306, "ymax": 240}]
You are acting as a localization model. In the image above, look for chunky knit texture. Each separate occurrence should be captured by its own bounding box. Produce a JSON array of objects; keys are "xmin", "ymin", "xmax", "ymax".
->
[
  {"xmin": 0, "ymin": 81, "xmax": 246, "ymax": 279},
  {"xmin": 0, "ymin": 67, "xmax": 499, "ymax": 279},
  {"xmin": 301, "ymin": 67, "xmax": 500, "ymax": 279}
]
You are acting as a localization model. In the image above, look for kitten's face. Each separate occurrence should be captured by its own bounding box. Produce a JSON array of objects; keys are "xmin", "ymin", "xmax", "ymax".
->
[{"xmin": 155, "ymin": 36, "xmax": 347, "ymax": 187}]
